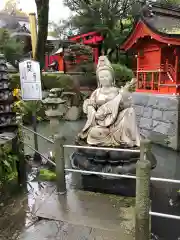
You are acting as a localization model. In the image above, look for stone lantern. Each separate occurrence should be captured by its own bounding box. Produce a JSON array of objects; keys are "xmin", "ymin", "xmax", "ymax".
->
[{"xmin": 42, "ymin": 88, "xmax": 67, "ymax": 136}]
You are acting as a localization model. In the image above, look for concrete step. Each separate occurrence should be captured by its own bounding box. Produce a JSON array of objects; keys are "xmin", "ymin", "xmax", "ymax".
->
[{"xmin": 34, "ymin": 185, "xmax": 135, "ymax": 239}]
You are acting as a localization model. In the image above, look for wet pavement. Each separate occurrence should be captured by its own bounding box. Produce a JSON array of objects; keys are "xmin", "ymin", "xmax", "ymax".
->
[
  {"xmin": 19, "ymin": 219, "xmax": 132, "ymax": 240},
  {"xmin": 0, "ymin": 176, "xmax": 135, "ymax": 240},
  {"xmin": 34, "ymin": 178, "xmax": 135, "ymax": 238},
  {"xmin": 0, "ymin": 182, "xmax": 38, "ymax": 240}
]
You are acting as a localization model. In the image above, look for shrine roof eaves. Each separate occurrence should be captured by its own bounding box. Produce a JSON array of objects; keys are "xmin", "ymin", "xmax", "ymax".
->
[{"xmin": 121, "ymin": 3, "xmax": 180, "ymax": 51}]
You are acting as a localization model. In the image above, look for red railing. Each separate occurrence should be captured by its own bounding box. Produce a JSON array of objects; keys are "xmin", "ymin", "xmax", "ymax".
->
[
  {"xmin": 167, "ymin": 64, "xmax": 176, "ymax": 82},
  {"xmin": 136, "ymin": 64, "xmax": 177, "ymax": 94}
]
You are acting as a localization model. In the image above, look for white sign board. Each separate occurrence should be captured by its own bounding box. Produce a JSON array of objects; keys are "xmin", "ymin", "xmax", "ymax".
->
[{"xmin": 19, "ymin": 60, "xmax": 42, "ymax": 100}]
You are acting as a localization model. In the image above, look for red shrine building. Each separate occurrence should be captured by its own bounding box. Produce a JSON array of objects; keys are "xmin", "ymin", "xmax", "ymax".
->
[
  {"xmin": 121, "ymin": 3, "xmax": 180, "ymax": 95},
  {"xmin": 69, "ymin": 31, "xmax": 104, "ymax": 64},
  {"xmin": 121, "ymin": 4, "xmax": 180, "ymax": 150}
]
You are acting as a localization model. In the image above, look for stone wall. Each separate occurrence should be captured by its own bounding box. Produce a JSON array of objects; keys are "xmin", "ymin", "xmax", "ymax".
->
[{"xmin": 132, "ymin": 92, "xmax": 180, "ymax": 150}]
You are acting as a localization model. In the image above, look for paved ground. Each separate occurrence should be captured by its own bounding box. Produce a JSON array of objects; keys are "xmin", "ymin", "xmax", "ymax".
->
[
  {"xmin": 19, "ymin": 219, "xmax": 133, "ymax": 240},
  {"xmin": 35, "ymin": 188, "xmax": 135, "ymax": 233},
  {"xmin": 0, "ymin": 178, "xmax": 135, "ymax": 240},
  {"xmin": 33, "ymin": 180, "xmax": 135, "ymax": 239}
]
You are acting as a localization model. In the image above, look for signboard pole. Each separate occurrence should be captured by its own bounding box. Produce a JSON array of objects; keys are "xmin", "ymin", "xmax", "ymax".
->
[
  {"xmin": 19, "ymin": 59, "xmax": 42, "ymax": 162},
  {"xmin": 27, "ymin": 13, "xmax": 41, "ymax": 162}
]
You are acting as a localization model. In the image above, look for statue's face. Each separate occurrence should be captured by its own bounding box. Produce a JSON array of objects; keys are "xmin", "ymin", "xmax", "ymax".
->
[{"xmin": 98, "ymin": 70, "xmax": 113, "ymax": 87}]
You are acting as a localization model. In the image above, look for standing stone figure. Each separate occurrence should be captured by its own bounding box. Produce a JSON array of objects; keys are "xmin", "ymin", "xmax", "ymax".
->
[{"xmin": 78, "ymin": 56, "xmax": 140, "ymax": 147}]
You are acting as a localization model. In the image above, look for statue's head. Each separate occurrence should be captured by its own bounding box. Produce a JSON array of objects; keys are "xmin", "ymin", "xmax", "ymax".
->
[{"xmin": 96, "ymin": 56, "xmax": 115, "ymax": 87}]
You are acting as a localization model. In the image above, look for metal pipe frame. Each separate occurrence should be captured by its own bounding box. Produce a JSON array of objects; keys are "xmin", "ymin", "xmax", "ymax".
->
[
  {"xmin": 22, "ymin": 141, "xmax": 56, "ymax": 166},
  {"xmin": 20, "ymin": 124, "xmax": 54, "ymax": 144},
  {"xmin": 22, "ymin": 139, "xmax": 180, "ymax": 184},
  {"xmin": 65, "ymin": 168, "xmax": 136, "ymax": 179},
  {"xmin": 21, "ymin": 141, "xmax": 180, "ymax": 221},
  {"xmin": 63, "ymin": 144, "xmax": 140, "ymax": 153},
  {"xmin": 150, "ymin": 212, "xmax": 180, "ymax": 221},
  {"xmin": 65, "ymin": 168, "xmax": 180, "ymax": 184}
]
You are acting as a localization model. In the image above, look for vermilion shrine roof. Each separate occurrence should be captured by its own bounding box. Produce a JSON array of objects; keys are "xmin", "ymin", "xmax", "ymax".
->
[{"xmin": 121, "ymin": 3, "xmax": 180, "ymax": 51}]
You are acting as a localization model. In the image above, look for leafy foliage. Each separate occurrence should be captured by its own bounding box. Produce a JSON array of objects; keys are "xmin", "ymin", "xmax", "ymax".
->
[
  {"xmin": 156, "ymin": 0, "xmax": 180, "ymax": 7},
  {"xmin": 10, "ymin": 72, "xmax": 75, "ymax": 90},
  {"xmin": 63, "ymin": 0, "xmax": 138, "ymax": 59},
  {"xmin": 48, "ymin": 18, "xmax": 75, "ymax": 39},
  {"xmin": 0, "ymin": 143, "xmax": 18, "ymax": 183},
  {"xmin": 64, "ymin": 43, "xmax": 94, "ymax": 72},
  {"xmin": 112, "ymin": 63, "xmax": 134, "ymax": 87},
  {"xmin": 3, "ymin": 0, "xmax": 27, "ymax": 17},
  {"xmin": 13, "ymin": 100, "xmax": 45, "ymax": 124},
  {"xmin": 0, "ymin": 29, "xmax": 23, "ymax": 67}
]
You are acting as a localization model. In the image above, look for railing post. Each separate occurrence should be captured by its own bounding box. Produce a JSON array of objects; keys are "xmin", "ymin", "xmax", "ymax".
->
[
  {"xmin": 54, "ymin": 134, "xmax": 66, "ymax": 194},
  {"xmin": 32, "ymin": 108, "xmax": 41, "ymax": 162},
  {"xmin": 135, "ymin": 139, "xmax": 151, "ymax": 240}
]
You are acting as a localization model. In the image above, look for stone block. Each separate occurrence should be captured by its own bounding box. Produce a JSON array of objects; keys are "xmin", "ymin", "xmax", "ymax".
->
[
  {"xmin": 156, "ymin": 97, "xmax": 179, "ymax": 111},
  {"xmin": 152, "ymin": 109, "xmax": 163, "ymax": 120},
  {"xmin": 132, "ymin": 92, "xmax": 149, "ymax": 106},
  {"xmin": 132, "ymin": 92, "xmax": 180, "ymax": 150},
  {"xmin": 152, "ymin": 121, "xmax": 171, "ymax": 135},
  {"xmin": 162, "ymin": 111, "xmax": 178, "ymax": 123},
  {"xmin": 148, "ymin": 131, "xmax": 169, "ymax": 147},
  {"xmin": 167, "ymin": 122, "xmax": 177, "ymax": 136},
  {"xmin": 143, "ymin": 107, "xmax": 152, "ymax": 118},
  {"xmin": 147, "ymin": 96, "xmax": 158, "ymax": 107},
  {"xmin": 167, "ymin": 135, "xmax": 178, "ymax": 150},
  {"xmin": 147, "ymin": 94, "xmax": 180, "ymax": 111},
  {"xmin": 139, "ymin": 117, "xmax": 152, "ymax": 130}
]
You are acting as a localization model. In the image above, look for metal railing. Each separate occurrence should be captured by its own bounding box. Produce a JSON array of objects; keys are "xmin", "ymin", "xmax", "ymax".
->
[
  {"xmin": 20, "ymin": 124, "xmax": 54, "ymax": 144},
  {"xmin": 20, "ymin": 124, "xmax": 180, "ymax": 240}
]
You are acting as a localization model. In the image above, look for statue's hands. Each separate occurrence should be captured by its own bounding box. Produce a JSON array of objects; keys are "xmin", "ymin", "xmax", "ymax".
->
[
  {"xmin": 95, "ymin": 112, "xmax": 104, "ymax": 120},
  {"xmin": 95, "ymin": 109, "xmax": 106, "ymax": 120},
  {"xmin": 83, "ymin": 99, "xmax": 96, "ymax": 114}
]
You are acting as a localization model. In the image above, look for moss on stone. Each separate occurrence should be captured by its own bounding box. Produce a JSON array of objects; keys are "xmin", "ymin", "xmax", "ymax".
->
[{"xmin": 38, "ymin": 168, "xmax": 56, "ymax": 181}]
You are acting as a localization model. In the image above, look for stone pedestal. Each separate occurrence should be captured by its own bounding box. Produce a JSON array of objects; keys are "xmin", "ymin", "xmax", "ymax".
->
[
  {"xmin": 132, "ymin": 92, "xmax": 180, "ymax": 150},
  {"xmin": 49, "ymin": 117, "xmax": 60, "ymax": 136}
]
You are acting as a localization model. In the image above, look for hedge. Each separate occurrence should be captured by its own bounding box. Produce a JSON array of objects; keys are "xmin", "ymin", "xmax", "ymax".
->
[
  {"xmin": 112, "ymin": 64, "xmax": 134, "ymax": 87},
  {"xmin": 9, "ymin": 64, "xmax": 134, "ymax": 90},
  {"xmin": 9, "ymin": 72, "xmax": 75, "ymax": 90}
]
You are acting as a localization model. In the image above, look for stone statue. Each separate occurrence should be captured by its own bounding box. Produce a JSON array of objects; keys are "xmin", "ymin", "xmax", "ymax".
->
[
  {"xmin": 71, "ymin": 56, "xmax": 156, "ymax": 183},
  {"xmin": 78, "ymin": 56, "xmax": 140, "ymax": 148}
]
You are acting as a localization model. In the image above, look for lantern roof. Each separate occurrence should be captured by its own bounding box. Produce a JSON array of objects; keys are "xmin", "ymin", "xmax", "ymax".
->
[{"xmin": 121, "ymin": 3, "xmax": 180, "ymax": 51}]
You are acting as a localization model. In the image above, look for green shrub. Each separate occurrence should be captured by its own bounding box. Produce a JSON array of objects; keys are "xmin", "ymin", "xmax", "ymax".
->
[
  {"xmin": 74, "ymin": 74, "xmax": 97, "ymax": 88},
  {"xmin": 42, "ymin": 73, "xmax": 74, "ymax": 90},
  {"xmin": 112, "ymin": 64, "xmax": 134, "ymax": 87},
  {"xmin": 0, "ymin": 142, "xmax": 18, "ymax": 184},
  {"xmin": 0, "ymin": 28, "xmax": 23, "ymax": 68},
  {"xmin": 9, "ymin": 72, "xmax": 75, "ymax": 90},
  {"xmin": 10, "ymin": 64, "xmax": 133, "ymax": 91}
]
